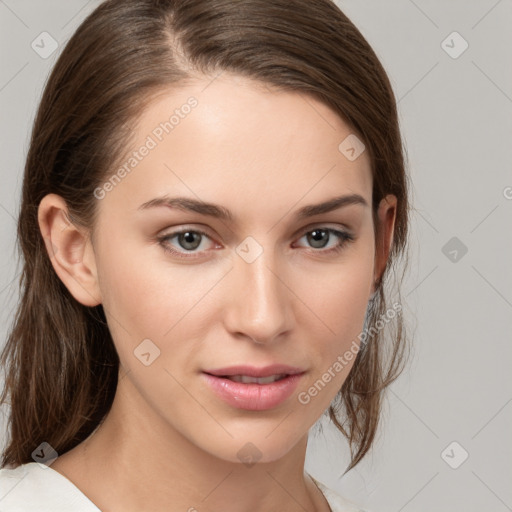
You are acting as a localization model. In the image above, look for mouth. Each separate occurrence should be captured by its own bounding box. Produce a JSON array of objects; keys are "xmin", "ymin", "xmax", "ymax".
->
[
  {"xmin": 201, "ymin": 365, "xmax": 305, "ymax": 411},
  {"xmin": 204, "ymin": 364, "xmax": 304, "ymax": 379}
]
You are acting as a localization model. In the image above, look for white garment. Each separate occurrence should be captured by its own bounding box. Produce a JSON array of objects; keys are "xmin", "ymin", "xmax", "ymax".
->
[{"xmin": 0, "ymin": 462, "xmax": 369, "ymax": 512}]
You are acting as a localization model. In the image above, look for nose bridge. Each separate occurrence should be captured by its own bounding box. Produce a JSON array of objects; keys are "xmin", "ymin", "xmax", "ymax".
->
[{"xmin": 224, "ymin": 244, "xmax": 292, "ymax": 343}]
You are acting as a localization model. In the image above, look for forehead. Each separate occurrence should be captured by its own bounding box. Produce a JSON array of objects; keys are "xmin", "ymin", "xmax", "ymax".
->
[{"xmin": 101, "ymin": 73, "xmax": 372, "ymax": 218}]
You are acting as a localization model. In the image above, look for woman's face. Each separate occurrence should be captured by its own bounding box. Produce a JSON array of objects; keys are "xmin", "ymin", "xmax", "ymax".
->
[{"xmin": 61, "ymin": 74, "xmax": 395, "ymax": 464}]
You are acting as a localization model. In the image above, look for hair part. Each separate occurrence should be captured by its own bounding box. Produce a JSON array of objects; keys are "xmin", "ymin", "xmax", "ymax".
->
[{"xmin": 0, "ymin": 0, "xmax": 410, "ymax": 472}]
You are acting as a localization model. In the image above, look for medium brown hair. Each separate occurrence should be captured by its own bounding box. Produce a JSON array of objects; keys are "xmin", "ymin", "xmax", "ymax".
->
[{"xmin": 0, "ymin": 0, "xmax": 410, "ymax": 472}]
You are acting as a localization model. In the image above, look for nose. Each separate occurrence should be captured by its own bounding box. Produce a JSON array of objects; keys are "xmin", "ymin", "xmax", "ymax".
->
[{"xmin": 223, "ymin": 248, "xmax": 294, "ymax": 345}]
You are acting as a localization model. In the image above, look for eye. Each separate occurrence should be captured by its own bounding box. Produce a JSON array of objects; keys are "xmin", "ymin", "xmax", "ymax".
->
[
  {"xmin": 294, "ymin": 227, "xmax": 354, "ymax": 254},
  {"xmin": 157, "ymin": 228, "xmax": 219, "ymax": 258}
]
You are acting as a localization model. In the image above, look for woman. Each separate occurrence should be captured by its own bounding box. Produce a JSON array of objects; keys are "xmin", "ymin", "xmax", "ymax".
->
[{"xmin": 0, "ymin": 0, "xmax": 410, "ymax": 510}]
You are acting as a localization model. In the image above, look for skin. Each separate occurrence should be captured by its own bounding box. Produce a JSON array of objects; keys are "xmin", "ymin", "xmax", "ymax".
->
[{"xmin": 39, "ymin": 73, "xmax": 396, "ymax": 512}]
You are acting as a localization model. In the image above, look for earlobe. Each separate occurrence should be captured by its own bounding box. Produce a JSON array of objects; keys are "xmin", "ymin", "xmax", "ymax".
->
[
  {"xmin": 38, "ymin": 193, "xmax": 102, "ymax": 307},
  {"xmin": 373, "ymin": 194, "xmax": 397, "ymax": 292}
]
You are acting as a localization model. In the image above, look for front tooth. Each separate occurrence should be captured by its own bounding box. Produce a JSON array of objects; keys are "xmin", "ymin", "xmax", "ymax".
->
[
  {"xmin": 241, "ymin": 375, "xmax": 259, "ymax": 384},
  {"xmin": 229, "ymin": 374, "xmax": 284, "ymax": 384}
]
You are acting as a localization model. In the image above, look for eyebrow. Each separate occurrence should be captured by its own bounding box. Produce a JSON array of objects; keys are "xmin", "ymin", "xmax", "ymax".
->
[{"xmin": 138, "ymin": 193, "xmax": 368, "ymax": 221}]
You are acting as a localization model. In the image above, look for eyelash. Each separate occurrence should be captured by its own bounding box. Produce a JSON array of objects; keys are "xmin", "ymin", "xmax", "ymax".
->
[{"xmin": 157, "ymin": 227, "xmax": 355, "ymax": 260}]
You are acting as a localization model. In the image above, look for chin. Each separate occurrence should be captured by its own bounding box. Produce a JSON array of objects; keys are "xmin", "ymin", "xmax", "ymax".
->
[{"xmin": 191, "ymin": 426, "xmax": 307, "ymax": 466}]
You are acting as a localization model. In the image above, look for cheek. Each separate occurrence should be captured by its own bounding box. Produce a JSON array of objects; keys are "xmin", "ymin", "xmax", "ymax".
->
[
  {"xmin": 94, "ymin": 236, "xmax": 227, "ymax": 349},
  {"xmin": 292, "ymin": 259, "xmax": 373, "ymax": 409},
  {"xmin": 303, "ymin": 254, "xmax": 373, "ymax": 333}
]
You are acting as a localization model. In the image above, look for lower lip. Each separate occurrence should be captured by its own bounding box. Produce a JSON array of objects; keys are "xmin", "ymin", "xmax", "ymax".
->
[{"xmin": 202, "ymin": 372, "xmax": 304, "ymax": 411}]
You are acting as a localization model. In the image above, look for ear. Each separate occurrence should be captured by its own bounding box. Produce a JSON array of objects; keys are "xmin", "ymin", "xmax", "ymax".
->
[
  {"xmin": 372, "ymin": 194, "xmax": 397, "ymax": 294},
  {"xmin": 38, "ymin": 193, "xmax": 102, "ymax": 307}
]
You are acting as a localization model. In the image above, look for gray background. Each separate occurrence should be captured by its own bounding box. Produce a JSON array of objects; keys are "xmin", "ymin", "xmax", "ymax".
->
[{"xmin": 1, "ymin": 1, "xmax": 511, "ymax": 511}]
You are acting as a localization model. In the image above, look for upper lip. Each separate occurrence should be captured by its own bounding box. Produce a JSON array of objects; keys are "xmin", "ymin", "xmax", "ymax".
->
[{"xmin": 204, "ymin": 364, "xmax": 305, "ymax": 378}]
